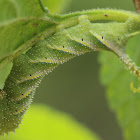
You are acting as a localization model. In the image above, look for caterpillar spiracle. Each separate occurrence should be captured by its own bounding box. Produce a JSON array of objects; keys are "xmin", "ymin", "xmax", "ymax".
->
[{"xmin": 0, "ymin": 9, "xmax": 140, "ymax": 134}]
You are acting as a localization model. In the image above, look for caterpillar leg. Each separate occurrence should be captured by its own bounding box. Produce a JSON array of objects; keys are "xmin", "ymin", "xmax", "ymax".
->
[{"xmin": 130, "ymin": 82, "xmax": 140, "ymax": 93}]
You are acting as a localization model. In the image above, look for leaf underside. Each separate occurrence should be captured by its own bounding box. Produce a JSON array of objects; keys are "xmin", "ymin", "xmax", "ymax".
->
[{"xmin": 99, "ymin": 34, "xmax": 140, "ymax": 140}]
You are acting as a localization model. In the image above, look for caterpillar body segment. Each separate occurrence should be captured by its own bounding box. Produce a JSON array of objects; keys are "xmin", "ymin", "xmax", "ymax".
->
[
  {"xmin": 0, "ymin": 98, "xmax": 26, "ymax": 134},
  {"xmin": 1, "ymin": 13, "xmax": 140, "ymax": 135},
  {"xmin": 4, "ymin": 76, "xmax": 43, "ymax": 101}
]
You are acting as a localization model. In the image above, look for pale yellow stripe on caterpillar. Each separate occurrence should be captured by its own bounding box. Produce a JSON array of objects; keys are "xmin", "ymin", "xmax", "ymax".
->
[
  {"xmin": 8, "ymin": 67, "xmax": 44, "ymax": 88},
  {"xmin": 15, "ymin": 88, "xmax": 33, "ymax": 101},
  {"xmin": 60, "ymin": 29, "xmax": 94, "ymax": 53},
  {"xmin": 32, "ymin": 59, "xmax": 60, "ymax": 64},
  {"xmin": 16, "ymin": 73, "xmax": 43, "ymax": 84},
  {"xmin": 69, "ymin": 15, "xmax": 106, "ymax": 51},
  {"xmin": 66, "ymin": 34, "xmax": 94, "ymax": 50},
  {"xmin": 32, "ymin": 59, "xmax": 70, "ymax": 64},
  {"xmin": 23, "ymin": 74, "xmax": 42, "ymax": 82},
  {"xmin": 47, "ymin": 44, "xmax": 77, "ymax": 55},
  {"xmin": 89, "ymin": 31, "xmax": 111, "ymax": 50},
  {"xmin": 13, "ymin": 104, "xmax": 29, "ymax": 115},
  {"xmin": 17, "ymin": 63, "xmax": 58, "ymax": 84},
  {"xmin": 57, "ymin": 28, "xmax": 91, "ymax": 49}
]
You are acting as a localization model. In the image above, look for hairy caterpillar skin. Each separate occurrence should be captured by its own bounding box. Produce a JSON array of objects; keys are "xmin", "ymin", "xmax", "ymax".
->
[{"xmin": 0, "ymin": 10, "xmax": 140, "ymax": 134}]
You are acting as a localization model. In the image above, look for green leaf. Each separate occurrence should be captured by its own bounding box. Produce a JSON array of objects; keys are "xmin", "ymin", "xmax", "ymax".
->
[
  {"xmin": 0, "ymin": 0, "xmax": 46, "ymax": 24},
  {"xmin": 0, "ymin": 0, "xmax": 17, "ymax": 23},
  {"xmin": 0, "ymin": 0, "xmax": 72, "ymax": 24},
  {"xmin": 0, "ymin": 104, "xmax": 100, "ymax": 140},
  {"xmin": 42, "ymin": 0, "xmax": 72, "ymax": 13},
  {"xmin": 99, "ymin": 34, "xmax": 140, "ymax": 140},
  {"xmin": 0, "ymin": 62, "xmax": 13, "ymax": 89},
  {"xmin": 13, "ymin": 0, "xmax": 45, "ymax": 17}
]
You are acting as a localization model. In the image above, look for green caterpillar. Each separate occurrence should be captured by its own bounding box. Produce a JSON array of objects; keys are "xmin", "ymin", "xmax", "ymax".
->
[{"xmin": 0, "ymin": 1, "xmax": 140, "ymax": 135}]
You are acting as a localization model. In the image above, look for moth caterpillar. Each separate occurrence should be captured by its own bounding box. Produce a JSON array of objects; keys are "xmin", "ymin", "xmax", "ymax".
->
[{"xmin": 0, "ymin": 4, "xmax": 140, "ymax": 135}]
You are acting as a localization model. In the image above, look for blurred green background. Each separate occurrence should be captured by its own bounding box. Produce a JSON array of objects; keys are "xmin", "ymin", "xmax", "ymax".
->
[{"xmin": 32, "ymin": 0, "xmax": 136, "ymax": 140}]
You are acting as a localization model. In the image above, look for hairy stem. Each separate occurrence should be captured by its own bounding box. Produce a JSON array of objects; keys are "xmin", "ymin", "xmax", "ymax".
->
[{"xmin": 50, "ymin": 9, "xmax": 140, "ymax": 24}]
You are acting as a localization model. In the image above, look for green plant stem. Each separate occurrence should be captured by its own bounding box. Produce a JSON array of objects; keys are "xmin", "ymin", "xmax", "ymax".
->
[
  {"xmin": 38, "ymin": 0, "xmax": 50, "ymax": 14},
  {"xmin": 50, "ymin": 9, "xmax": 140, "ymax": 24}
]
